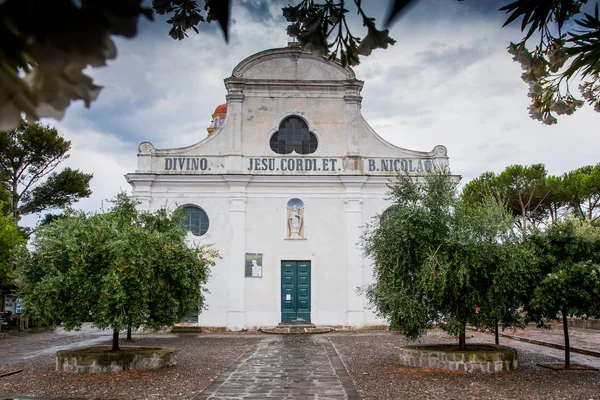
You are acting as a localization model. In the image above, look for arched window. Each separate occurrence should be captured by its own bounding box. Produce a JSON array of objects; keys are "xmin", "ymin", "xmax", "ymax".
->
[
  {"xmin": 183, "ymin": 205, "xmax": 209, "ymax": 236},
  {"xmin": 270, "ymin": 117, "xmax": 318, "ymax": 155},
  {"xmin": 381, "ymin": 206, "xmax": 397, "ymax": 223}
]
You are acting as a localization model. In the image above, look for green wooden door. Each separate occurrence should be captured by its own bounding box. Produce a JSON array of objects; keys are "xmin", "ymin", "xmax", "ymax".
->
[{"xmin": 281, "ymin": 261, "xmax": 311, "ymax": 324}]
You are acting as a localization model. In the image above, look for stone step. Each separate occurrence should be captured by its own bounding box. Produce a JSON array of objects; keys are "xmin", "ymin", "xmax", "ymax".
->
[
  {"xmin": 260, "ymin": 325, "xmax": 332, "ymax": 335},
  {"xmin": 277, "ymin": 323, "xmax": 316, "ymax": 329},
  {"xmin": 171, "ymin": 326, "xmax": 203, "ymax": 333}
]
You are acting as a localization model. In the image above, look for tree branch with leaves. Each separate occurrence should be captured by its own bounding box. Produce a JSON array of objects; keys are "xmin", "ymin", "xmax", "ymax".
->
[
  {"xmin": 0, "ymin": 120, "xmax": 93, "ymax": 227},
  {"xmin": 2, "ymin": 0, "xmax": 600, "ymax": 128},
  {"xmin": 502, "ymin": 1, "xmax": 600, "ymax": 124}
]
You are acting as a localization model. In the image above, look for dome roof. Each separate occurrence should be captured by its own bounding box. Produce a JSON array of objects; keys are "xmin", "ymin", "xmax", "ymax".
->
[{"xmin": 214, "ymin": 104, "xmax": 227, "ymax": 114}]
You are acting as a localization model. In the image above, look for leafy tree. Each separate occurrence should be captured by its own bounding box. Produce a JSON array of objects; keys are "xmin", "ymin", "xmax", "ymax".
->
[
  {"xmin": 2, "ymin": 0, "xmax": 600, "ymax": 128},
  {"xmin": 461, "ymin": 197, "xmax": 538, "ymax": 345},
  {"xmin": 362, "ymin": 170, "xmax": 455, "ymax": 341},
  {"xmin": 18, "ymin": 194, "xmax": 215, "ymax": 350},
  {"xmin": 562, "ymin": 164, "xmax": 600, "ymax": 223},
  {"xmin": 538, "ymin": 174, "xmax": 570, "ymax": 224},
  {"xmin": 0, "ymin": 119, "xmax": 92, "ymax": 227},
  {"xmin": 463, "ymin": 164, "xmax": 552, "ymax": 235},
  {"xmin": 465, "ymin": 163, "xmax": 600, "ymax": 229},
  {"xmin": 0, "ymin": 187, "xmax": 10, "ymax": 216},
  {"xmin": 0, "ymin": 210, "xmax": 26, "ymax": 289},
  {"xmin": 527, "ymin": 219, "xmax": 600, "ymax": 368},
  {"xmin": 363, "ymin": 170, "xmax": 533, "ymax": 349}
]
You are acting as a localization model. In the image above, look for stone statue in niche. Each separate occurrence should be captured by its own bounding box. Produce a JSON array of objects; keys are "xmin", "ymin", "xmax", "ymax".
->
[{"xmin": 287, "ymin": 203, "xmax": 305, "ymax": 239}]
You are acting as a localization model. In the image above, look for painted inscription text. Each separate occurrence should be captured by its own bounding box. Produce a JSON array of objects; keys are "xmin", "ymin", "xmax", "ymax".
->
[
  {"xmin": 162, "ymin": 156, "xmax": 435, "ymax": 173},
  {"xmin": 164, "ymin": 157, "xmax": 209, "ymax": 171},
  {"xmin": 367, "ymin": 158, "xmax": 433, "ymax": 173},
  {"xmin": 248, "ymin": 158, "xmax": 339, "ymax": 172}
]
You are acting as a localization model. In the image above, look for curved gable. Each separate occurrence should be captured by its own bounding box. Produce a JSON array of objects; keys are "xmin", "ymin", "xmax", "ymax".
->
[{"xmin": 232, "ymin": 47, "xmax": 355, "ymax": 81}]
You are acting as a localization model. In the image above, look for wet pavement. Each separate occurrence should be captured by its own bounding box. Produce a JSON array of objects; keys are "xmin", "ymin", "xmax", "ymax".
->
[{"xmin": 195, "ymin": 335, "xmax": 359, "ymax": 400}]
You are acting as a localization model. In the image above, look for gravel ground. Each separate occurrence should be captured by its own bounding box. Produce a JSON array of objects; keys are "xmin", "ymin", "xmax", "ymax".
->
[
  {"xmin": 0, "ymin": 333, "xmax": 261, "ymax": 400},
  {"xmin": 330, "ymin": 330, "xmax": 600, "ymax": 400}
]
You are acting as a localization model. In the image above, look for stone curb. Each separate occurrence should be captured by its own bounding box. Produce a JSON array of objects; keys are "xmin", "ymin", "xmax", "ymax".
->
[{"xmin": 321, "ymin": 337, "xmax": 361, "ymax": 400}]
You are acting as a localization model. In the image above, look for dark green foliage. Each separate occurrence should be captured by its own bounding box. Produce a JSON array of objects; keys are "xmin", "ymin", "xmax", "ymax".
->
[
  {"xmin": 527, "ymin": 219, "xmax": 600, "ymax": 367},
  {"xmin": 429, "ymin": 196, "xmax": 537, "ymax": 341},
  {"xmin": 0, "ymin": 211, "xmax": 26, "ymax": 289},
  {"xmin": 362, "ymin": 170, "xmax": 533, "ymax": 348},
  {"xmin": 20, "ymin": 167, "xmax": 93, "ymax": 215},
  {"xmin": 0, "ymin": 120, "xmax": 92, "ymax": 227},
  {"xmin": 463, "ymin": 163, "xmax": 600, "ymax": 229},
  {"xmin": 362, "ymin": 171, "xmax": 454, "ymax": 340},
  {"xmin": 528, "ymin": 220, "xmax": 600, "ymax": 319},
  {"xmin": 154, "ymin": 0, "xmax": 401, "ymax": 65},
  {"xmin": 463, "ymin": 164, "xmax": 552, "ymax": 233},
  {"xmin": 18, "ymin": 194, "xmax": 215, "ymax": 350},
  {"xmin": 500, "ymin": 0, "xmax": 583, "ymax": 40},
  {"xmin": 282, "ymin": 0, "xmax": 396, "ymax": 66},
  {"xmin": 562, "ymin": 164, "xmax": 600, "ymax": 223},
  {"xmin": 0, "ymin": 0, "xmax": 152, "ymax": 74}
]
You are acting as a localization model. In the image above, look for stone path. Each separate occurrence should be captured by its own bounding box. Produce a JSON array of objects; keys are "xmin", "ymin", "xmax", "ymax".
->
[
  {"xmin": 1, "ymin": 324, "xmax": 112, "ymax": 365},
  {"xmin": 195, "ymin": 335, "xmax": 359, "ymax": 400},
  {"xmin": 499, "ymin": 324, "xmax": 600, "ymax": 357}
]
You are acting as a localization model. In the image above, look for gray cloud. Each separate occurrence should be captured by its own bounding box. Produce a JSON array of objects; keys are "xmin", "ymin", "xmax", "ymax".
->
[
  {"xmin": 237, "ymin": 0, "xmax": 286, "ymax": 23},
  {"xmin": 416, "ymin": 39, "xmax": 493, "ymax": 75},
  {"xmin": 22, "ymin": 0, "xmax": 600, "ymax": 229}
]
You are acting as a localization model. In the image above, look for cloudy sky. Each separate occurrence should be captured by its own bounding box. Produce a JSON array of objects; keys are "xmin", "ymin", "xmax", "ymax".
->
[{"xmin": 26, "ymin": 0, "xmax": 600, "ymax": 227}]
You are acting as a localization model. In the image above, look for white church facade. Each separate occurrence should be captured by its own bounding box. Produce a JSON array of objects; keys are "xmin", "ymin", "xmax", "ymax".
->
[{"xmin": 125, "ymin": 45, "xmax": 450, "ymax": 330}]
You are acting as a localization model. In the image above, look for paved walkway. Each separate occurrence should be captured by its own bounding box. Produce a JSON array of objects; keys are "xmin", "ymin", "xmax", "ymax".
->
[
  {"xmin": 498, "ymin": 323, "xmax": 600, "ymax": 356},
  {"xmin": 1, "ymin": 324, "xmax": 112, "ymax": 365},
  {"xmin": 195, "ymin": 335, "xmax": 359, "ymax": 400}
]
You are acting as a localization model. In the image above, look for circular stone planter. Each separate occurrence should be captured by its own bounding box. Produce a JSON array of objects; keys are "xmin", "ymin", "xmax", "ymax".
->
[
  {"xmin": 399, "ymin": 344, "xmax": 518, "ymax": 373},
  {"xmin": 56, "ymin": 346, "xmax": 175, "ymax": 373}
]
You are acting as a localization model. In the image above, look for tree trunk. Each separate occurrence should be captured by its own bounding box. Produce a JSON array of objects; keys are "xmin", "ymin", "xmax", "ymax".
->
[
  {"xmin": 495, "ymin": 320, "xmax": 499, "ymax": 345},
  {"xmin": 112, "ymin": 329, "xmax": 120, "ymax": 351},
  {"xmin": 11, "ymin": 186, "xmax": 19, "ymax": 227},
  {"xmin": 562, "ymin": 308, "xmax": 570, "ymax": 369},
  {"xmin": 458, "ymin": 322, "xmax": 466, "ymax": 350},
  {"xmin": 127, "ymin": 326, "xmax": 132, "ymax": 341}
]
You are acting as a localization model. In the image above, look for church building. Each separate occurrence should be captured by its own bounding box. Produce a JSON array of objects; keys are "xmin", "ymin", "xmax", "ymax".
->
[{"xmin": 125, "ymin": 44, "xmax": 451, "ymax": 330}]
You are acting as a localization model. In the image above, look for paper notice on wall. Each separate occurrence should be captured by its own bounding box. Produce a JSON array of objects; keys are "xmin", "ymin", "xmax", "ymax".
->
[{"xmin": 245, "ymin": 253, "xmax": 263, "ymax": 278}]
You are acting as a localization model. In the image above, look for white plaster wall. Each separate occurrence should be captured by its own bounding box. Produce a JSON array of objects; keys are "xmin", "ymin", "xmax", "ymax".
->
[
  {"xmin": 361, "ymin": 193, "xmax": 394, "ymax": 325},
  {"xmin": 236, "ymin": 51, "xmax": 350, "ymax": 81},
  {"xmin": 241, "ymin": 97, "xmax": 349, "ymax": 157},
  {"xmin": 126, "ymin": 46, "xmax": 453, "ymax": 329},
  {"xmin": 243, "ymin": 186, "xmax": 349, "ymax": 327},
  {"xmin": 241, "ymin": 57, "xmax": 346, "ymax": 80},
  {"xmin": 136, "ymin": 176, "xmax": 391, "ymax": 329}
]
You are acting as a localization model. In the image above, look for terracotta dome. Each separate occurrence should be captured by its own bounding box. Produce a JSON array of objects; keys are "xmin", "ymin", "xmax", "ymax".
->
[
  {"xmin": 207, "ymin": 103, "xmax": 228, "ymax": 135},
  {"xmin": 214, "ymin": 104, "xmax": 227, "ymax": 114}
]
